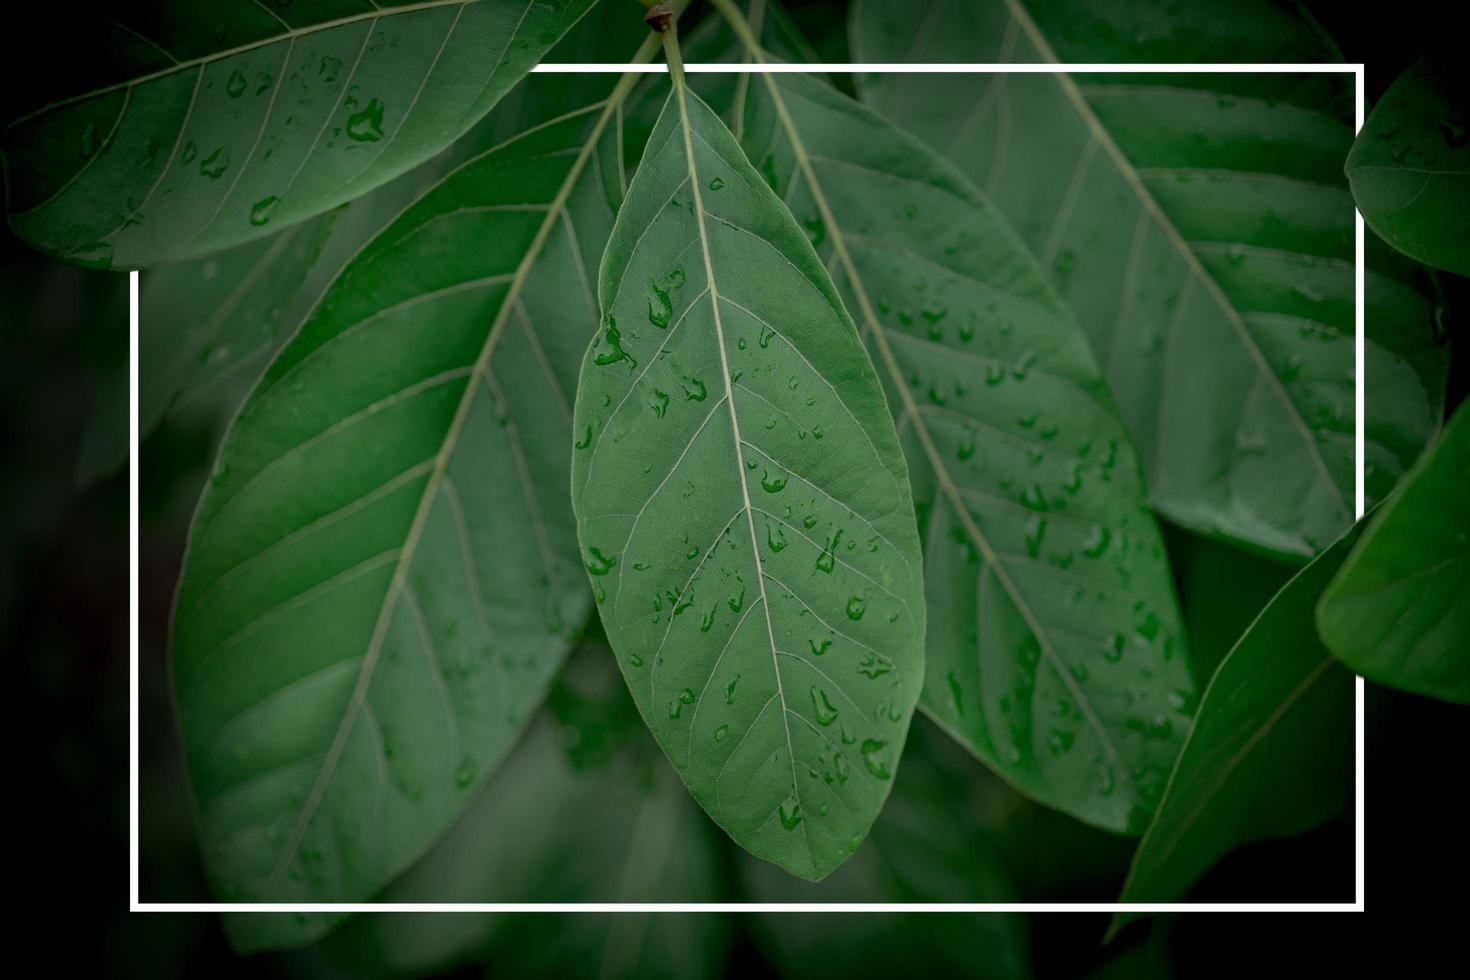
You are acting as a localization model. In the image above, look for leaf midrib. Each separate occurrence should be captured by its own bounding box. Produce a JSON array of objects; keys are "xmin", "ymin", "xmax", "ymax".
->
[
  {"xmin": 713, "ymin": 1, "xmax": 1140, "ymax": 805},
  {"xmin": 665, "ymin": 37, "xmax": 810, "ymax": 861},
  {"xmin": 260, "ymin": 38, "xmax": 659, "ymax": 892}
]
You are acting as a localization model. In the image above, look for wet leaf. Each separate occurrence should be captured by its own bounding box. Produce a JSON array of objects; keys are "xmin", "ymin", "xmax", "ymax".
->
[
  {"xmin": 571, "ymin": 66, "xmax": 925, "ymax": 881},
  {"xmin": 5, "ymin": 0, "xmax": 597, "ymax": 268},
  {"xmin": 171, "ymin": 53, "xmax": 656, "ymax": 950},
  {"xmin": 734, "ymin": 63, "xmax": 1193, "ymax": 834},
  {"xmin": 853, "ymin": 0, "xmax": 1448, "ymax": 560}
]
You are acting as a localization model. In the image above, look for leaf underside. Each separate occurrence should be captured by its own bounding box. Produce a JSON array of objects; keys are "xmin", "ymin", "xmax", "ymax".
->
[
  {"xmin": 853, "ymin": 0, "xmax": 1448, "ymax": 560},
  {"xmin": 6, "ymin": 0, "xmax": 595, "ymax": 268},
  {"xmin": 571, "ymin": 84, "xmax": 926, "ymax": 881},
  {"xmin": 173, "ymin": 93, "xmax": 627, "ymax": 950},
  {"xmin": 739, "ymin": 69, "xmax": 1193, "ymax": 835}
]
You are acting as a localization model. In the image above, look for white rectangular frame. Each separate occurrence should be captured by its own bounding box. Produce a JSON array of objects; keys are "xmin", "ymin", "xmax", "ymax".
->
[{"xmin": 129, "ymin": 59, "xmax": 1368, "ymax": 915}]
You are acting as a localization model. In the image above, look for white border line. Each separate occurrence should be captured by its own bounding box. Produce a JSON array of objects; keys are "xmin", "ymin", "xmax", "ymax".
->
[
  {"xmin": 1353, "ymin": 65, "xmax": 1367, "ymax": 913},
  {"xmin": 129, "ymin": 60, "xmax": 1367, "ymax": 915}
]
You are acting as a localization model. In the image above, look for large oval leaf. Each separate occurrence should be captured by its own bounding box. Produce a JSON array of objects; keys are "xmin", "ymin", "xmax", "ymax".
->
[
  {"xmin": 171, "ymin": 59, "xmax": 648, "ymax": 948},
  {"xmin": 570, "ymin": 74, "xmax": 926, "ymax": 881},
  {"xmin": 1318, "ymin": 402, "xmax": 1470, "ymax": 703},
  {"xmin": 731, "ymin": 62, "xmax": 1193, "ymax": 834},
  {"xmin": 6, "ymin": 0, "xmax": 596, "ymax": 268},
  {"xmin": 1114, "ymin": 526, "xmax": 1357, "ymax": 923},
  {"xmin": 1347, "ymin": 57, "xmax": 1470, "ymax": 276},
  {"xmin": 852, "ymin": 0, "xmax": 1448, "ymax": 560}
]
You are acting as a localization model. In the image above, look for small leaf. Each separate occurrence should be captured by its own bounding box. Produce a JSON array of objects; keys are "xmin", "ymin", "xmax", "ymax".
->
[
  {"xmin": 5, "ymin": 0, "xmax": 597, "ymax": 268},
  {"xmin": 737, "ymin": 67, "xmax": 1193, "ymax": 834},
  {"xmin": 1318, "ymin": 401, "xmax": 1470, "ymax": 703},
  {"xmin": 571, "ymin": 78, "xmax": 926, "ymax": 882},
  {"xmin": 1114, "ymin": 526, "xmax": 1358, "ymax": 922},
  {"xmin": 1347, "ymin": 57, "xmax": 1470, "ymax": 276}
]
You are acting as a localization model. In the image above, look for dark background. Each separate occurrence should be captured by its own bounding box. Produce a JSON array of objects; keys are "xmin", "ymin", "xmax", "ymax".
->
[{"xmin": 4, "ymin": 0, "xmax": 1464, "ymax": 974}]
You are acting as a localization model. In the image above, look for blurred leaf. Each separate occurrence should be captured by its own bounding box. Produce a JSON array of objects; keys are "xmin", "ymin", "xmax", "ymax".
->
[
  {"xmin": 1163, "ymin": 525, "xmax": 1293, "ymax": 683},
  {"xmin": 741, "ymin": 719, "xmax": 1030, "ymax": 979},
  {"xmin": 570, "ymin": 67, "xmax": 926, "ymax": 880},
  {"xmin": 1318, "ymin": 401, "xmax": 1470, "ymax": 703},
  {"xmin": 730, "ymin": 57, "xmax": 1194, "ymax": 833},
  {"xmin": 132, "ymin": 147, "xmax": 476, "ymax": 458},
  {"xmin": 1, "ymin": 253, "xmax": 129, "ymax": 632},
  {"xmin": 1348, "ymin": 57, "xmax": 1470, "ymax": 276},
  {"xmin": 81, "ymin": 155, "xmax": 433, "ymax": 486},
  {"xmin": 1114, "ymin": 526, "xmax": 1357, "ymax": 923},
  {"xmin": 173, "ymin": 49, "xmax": 662, "ymax": 949},
  {"xmin": 4, "ymin": 0, "xmax": 597, "ymax": 268},
  {"xmin": 1086, "ymin": 920, "xmax": 1175, "ymax": 980},
  {"xmin": 314, "ymin": 647, "xmax": 729, "ymax": 980},
  {"xmin": 852, "ymin": 0, "xmax": 1448, "ymax": 559},
  {"xmin": 543, "ymin": 620, "xmax": 647, "ymax": 768}
]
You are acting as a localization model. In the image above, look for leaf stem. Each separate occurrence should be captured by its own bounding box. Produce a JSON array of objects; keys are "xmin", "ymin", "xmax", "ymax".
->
[{"xmin": 661, "ymin": 20, "xmax": 686, "ymax": 88}]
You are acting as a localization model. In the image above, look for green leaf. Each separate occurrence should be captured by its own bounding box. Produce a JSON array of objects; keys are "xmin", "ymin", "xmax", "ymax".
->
[
  {"xmin": 570, "ymin": 70, "xmax": 926, "ymax": 882},
  {"xmin": 852, "ymin": 0, "xmax": 1448, "ymax": 559},
  {"xmin": 731, "ymin": 59, "xmax": 1193, "ymax": 834},
  {"xmin": 1317, "ymin": 401, "xmax": 1470, "ymax": 703},
  {"xmin": 138, "ymin": 156, "xmax": 449, "ymax": 429},
  {"xmin": 1348, "ymin": 58, "xmax": 1470, "ymax": 276},
  {"xmin": 317, "ymin": 648, "xmax": 729, "ymax": 980},
  {"xmin": 138, "ymin": 215, "xmax": 332, "ymax": 448},
  {"xmin": 1114, "ymin": 527, "xmax": 1357, "ymax": 921},
  {"xmin": 5, "ymin": 0, "xmax": 597, "ymax": 269},
  {"xmin": 124, "ymin": 20, "xmax": 680, "ymax": 481},
  {"xmin": 171, "ymin": 55, "xmax": 653, "ymax": 949},
  {"xmin": 741, "ymin": 720, "xmax": 1029, "ymax": 978}
]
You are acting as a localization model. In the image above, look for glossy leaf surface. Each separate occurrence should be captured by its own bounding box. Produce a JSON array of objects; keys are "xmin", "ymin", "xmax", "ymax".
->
[
  {"xmin": 735, "ymin": 65, "xmax": 1193, "ymax": 834},
  {"xmin": 571, "ymin": 78, "xmax": 926, "ymax": 881},
  {"xmin": 1318, "ymin": 402, "xmax": 1470, "ymax": 703},
  {"xmin": 6, "ymin": 0, "xmax": 596, "ymax": 268}
]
